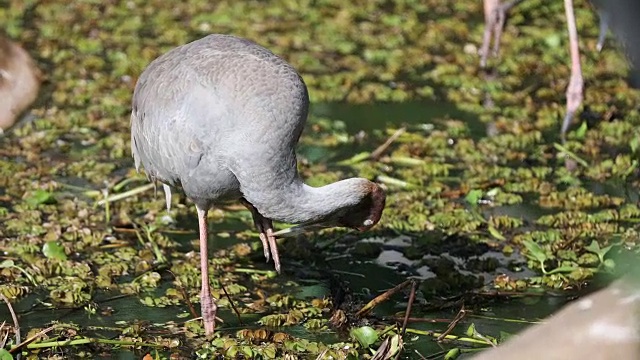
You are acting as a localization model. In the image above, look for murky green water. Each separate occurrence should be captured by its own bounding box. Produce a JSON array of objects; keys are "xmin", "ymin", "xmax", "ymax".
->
[
  {"xmin": 312, "ymin": 101, "xmax": 476, "ymax": 133},
  {"xmin": 2, "ymin": 100, "xmax": 613, "ymax": 358}
]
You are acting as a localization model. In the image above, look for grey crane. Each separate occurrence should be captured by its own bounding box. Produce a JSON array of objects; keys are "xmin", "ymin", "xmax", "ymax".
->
[
  {"xmin": 130, "ymin": 34, "xmax": 386, "ymax": 335},
  {"xmin": 480, "ymin": 0, "xmax": 612, "ymax": 142}
]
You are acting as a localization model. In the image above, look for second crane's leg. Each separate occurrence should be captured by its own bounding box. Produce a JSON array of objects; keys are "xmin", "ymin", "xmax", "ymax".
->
[
  {"xmin": 241, "ymin": 199, "xmax": 270, "ymax": 262},
  {"xmin": 162, "ymin": 183, "xmax": 172, "ymax": 211},
  {"xmin": 480, "ymin": 0, "xmax": 524, "ymax": 68},
  {"xmin": 265, "ymin": 226, "xmax": 280, "ymax": 274},
  {"xmin": 561, "ymin": 0, "xmax": 584, "ymax": 142},
  {"xmin": 255, "ymin": 217, "xmax": 280, "ymax": 273},
  {"xmin": 196, "ymin": 205, "xmax": 216, "ymax": 335},
  {"xmin": 480, "ymin": 0, "xmax": 500, "ymax": 68}
]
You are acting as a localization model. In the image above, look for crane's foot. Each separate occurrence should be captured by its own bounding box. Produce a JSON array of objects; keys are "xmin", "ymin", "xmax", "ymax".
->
[
  {"xmin": 241, "ymin": 198, "xmax": 282, "ymax": 273},
  {"xmin": 258, "ymin": 232, "xmax": 271, "ymax": 263},
  {"xmin": 201, "ymin": 286, "xmax": 217, "ymax": 336},
  {"xmin": 256, "ymin": 219, "xmax": 280, "ymax": 273},
  {"xmin": 266, "ymin": 228, "xmax": 281, "ymax": 273}
]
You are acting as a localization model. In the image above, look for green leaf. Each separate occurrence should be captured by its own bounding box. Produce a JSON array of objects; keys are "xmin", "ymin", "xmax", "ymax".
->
[
  {"xmin": 631, "ymin": 135, "xmax": 639, "ymax": 153},
  {"xmin": 488, "ymin": 225, "xmax": 506, "ymax": 241},
  {"xmin": 0, "ymin": 259, "xmax": 15, "ymax": 268},
  {"xmin": 444, "ymin": 347, "xmax": 461, "ymax": 360},
  {"xmin": 585, "ymin": 241, "xmax": 613, "ymax": 263},
  {"xmin": 544, "ymin": 33, "xmax": 561, "ymax": 48},
  {"xmin": 350, "ymin": 326, "xmax": 378, "ymax": 348},
  {"xmin": 465, "ymin": 189, "xmax": 483, "ymax": 206},
  {"xmin": 0, "ymin": 349, "xmax": 13, "ymax": 360},
  {"xmin": 465, "ymin": 323, "xmax": 476, "ymax": 337},
  {"xmin": 546, "ymin": 265, "xmax": 580, "ymax": 275},
  {"xmin": 521, "ymin": 240, "xmax": 548, "ymax": 264},
  {"xmin": 585, "ymin": 240, "xmax": 601, "ymax": 254},
  {"xmin": 42, "ymin": 241, "xmax": 68, "ymax": 261},
  {"xmin": 575, "ymin": 121, "xmax": 588, "ymax": 139},
  {"xmin": 337, "ymin": 152, "xmax": 371, "ymax": 166},
  {"xmin": 241, "ymin": 346, "xmax": 253, "ymax": 357},
  {"xmin": 599, "ymin": 244, "xmax": 614, "ymax": 258},
  {"xmin": 485, "ymin": 188, "xmax": 499, "ymax": 198},
  {"xmin": 25, "ymin": 189, "xmax": 57, "ymax": 207},
  {"xmin": 227, "ymin": 345, "xmax": 238, "ymax": 358}
]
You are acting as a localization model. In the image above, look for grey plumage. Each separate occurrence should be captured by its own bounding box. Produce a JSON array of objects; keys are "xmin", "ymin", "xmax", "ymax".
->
[{"xmin": 130, "ymin": 34, "xmax": 385, "ymax": 335}]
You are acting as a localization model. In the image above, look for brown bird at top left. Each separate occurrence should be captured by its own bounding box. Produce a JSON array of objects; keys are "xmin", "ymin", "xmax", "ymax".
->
[{"xmin": 0, "ymin": 34, "xmax": 41, "ymax": 132}]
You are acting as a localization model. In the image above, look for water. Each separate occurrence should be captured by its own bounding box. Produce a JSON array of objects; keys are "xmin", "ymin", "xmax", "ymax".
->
[
  {"xmin": 1, "ymin": 100, "xmax": 627, "ymax": 358},
  {"xmin": 311, "ymin": 101, "xmax": 478, "ymax": 133}
]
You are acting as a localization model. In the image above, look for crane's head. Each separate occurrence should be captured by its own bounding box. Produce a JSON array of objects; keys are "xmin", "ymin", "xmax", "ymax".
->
[
  {"xmin": 272, "ymin": 180, "xmax": 386, "ymax": 238},
  {"xmin": 335, "ymin": 181, "xmax": 386, "ymax": 232}
]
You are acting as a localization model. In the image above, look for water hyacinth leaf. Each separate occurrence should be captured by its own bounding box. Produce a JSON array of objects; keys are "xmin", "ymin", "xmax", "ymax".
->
[
  {"xmin": 350, "ymin": 326, "xmax": 378, "ymax": 348},
  {"xmin": 0, "ymin": 260, "xmax": 37, "ymax": 285},
  {"xmin": 42, "ymin": 241, "xmax": 68, "ymax": 261},
  {"xmin": 631, "ymin": 135, "xmax": 639, "ymax": 153},
  {"xmin": 465, "ymin": 189, "xmax": 483, "ymax": 206},
  {"xmin": 544, "ymin": 33, "xmax": 561, "ymax": 48},
  {"xmin": 522, "ymin": 239, "xmax": 547, "ymax": 265},
  {"xmin": 444, "ymin": 348, "xmax": 461, "ymax": 360},
  {"xmin": 545, "ymin": 265, "xmax": 579, "ymax": 275},
  {"xmin": 338, "ymin": 151, "xmax": 371, "ymax": 165},
  {"xmin": 585, "ymin": 240, "xmax": 613, "ymax": 264},
  {"xmin": 241, "ymin": 346, "xmax": 253, "ymax": 358},
  {"xmin": 0, "ymin": 349, "xmax": 13, "ymax": 360},
  {"xmin": 575, "ymin": 121, "xmax": 588, "ymax": 139},
  {"xmin": 585, "ymin": 240, "xmax": 602, "ymax": 255},
  {"xmin": 25, "ymin": 189, "xmax": 57, "ymax": 206},
  {"xmin": 622, "ymin": 159, "xmax": 639, "ymax": 178},
  {"xmin": 488, "ymin": 225, "xmax": 506, "ymax": 241},
  {"xmin": 465, "ymin": 323, "xmax": 477, "ymax": 337}
]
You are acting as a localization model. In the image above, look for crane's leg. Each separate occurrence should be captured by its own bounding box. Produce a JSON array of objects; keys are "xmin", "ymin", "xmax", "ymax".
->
[
  {"xmin": 561, "ymin": 0, "xmax": 584, "ymax": 143},
  {"xmin": 196, "ymin": 205, "xmax": 216, "ymax": 335},
  {"xmin": 480, "ymin": 0, "xmax": 524, "ymax": 68},
  {"xmin": 240, "ymin": 199, "xmax": 281, "ymax": 273},
  {"xmin": 162, "ymin": 183, "xmax": 172, "ymax": 211}
]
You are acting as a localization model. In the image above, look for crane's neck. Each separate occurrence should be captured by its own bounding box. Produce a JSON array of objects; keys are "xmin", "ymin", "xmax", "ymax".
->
[{"xmin": 240, "ymin": 173, "xmax": 368, "ymax": 225}]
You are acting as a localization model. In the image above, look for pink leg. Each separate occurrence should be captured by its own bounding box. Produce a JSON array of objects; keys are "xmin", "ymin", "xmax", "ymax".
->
[
  {"xmin": 480, "ymin": 0, "xmax": 524, "ymax": 68},
  {"xmin": 196, "ymin": 205, "xmax": 216, "ymax": 335},
  {"xmin": 480, "ymin": 0, "xmax": 500, "ymax": 68},
  {"xmin": 240, "ymin": 199, "xmax": 281, "ymax": 273},
  {"xmin": 561, "ymin": 0, "xmax": 584, "ymax": 142}
]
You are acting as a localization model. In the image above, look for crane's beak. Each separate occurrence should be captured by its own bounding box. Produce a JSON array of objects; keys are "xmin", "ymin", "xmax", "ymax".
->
[
  {"xmin": 271, "ymin": 217, "xmax": 376, "ymax": 238},
  {"xmin": 271, "ymin": 223, "xmax": 330, "ymax": 238}
]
